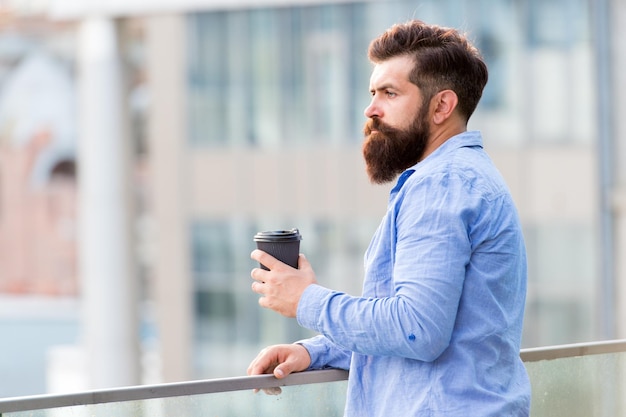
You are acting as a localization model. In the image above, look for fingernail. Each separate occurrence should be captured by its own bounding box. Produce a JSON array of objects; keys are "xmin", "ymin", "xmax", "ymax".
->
[{"xmin": 275, "ymin": 368, "xmax": 284, "ymax": 378}]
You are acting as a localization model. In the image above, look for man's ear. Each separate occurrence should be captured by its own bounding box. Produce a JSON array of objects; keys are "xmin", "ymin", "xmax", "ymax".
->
[{"xmin": 432, "ymin": 90, "xmax": 459, "ymax": 125}]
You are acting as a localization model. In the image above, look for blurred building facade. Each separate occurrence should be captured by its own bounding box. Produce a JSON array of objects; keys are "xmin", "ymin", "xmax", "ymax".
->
[
  {"xmin": 0, "ymin": 0, "xmax": 624, "ymax": 394},
  {"xmin": 0, "ymin": 49, "xmax": 78, "ymax": 295},
  {"xmin": 135, "ymin": 0, "xmax": 626, "ymax": 382},
  {"xmin": 0, "ymin": 11, "xmax": 81, "ymax": 396}
]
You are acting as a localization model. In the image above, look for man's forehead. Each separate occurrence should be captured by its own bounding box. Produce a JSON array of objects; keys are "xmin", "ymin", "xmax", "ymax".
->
[{"xmin": 369, "ymin": 55, "xmax": 414, "ymax": 88}]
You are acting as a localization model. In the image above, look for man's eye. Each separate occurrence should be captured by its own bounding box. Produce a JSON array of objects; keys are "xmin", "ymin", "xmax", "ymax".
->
[{"xmin": 386, "ymin": 91, "xmax": 396, "ymax": 97}]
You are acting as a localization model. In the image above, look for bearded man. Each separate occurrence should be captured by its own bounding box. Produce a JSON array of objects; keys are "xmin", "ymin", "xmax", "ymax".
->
[{"xmin": 248, "ymin": 19, "xmax": 531, "ymax": 417}]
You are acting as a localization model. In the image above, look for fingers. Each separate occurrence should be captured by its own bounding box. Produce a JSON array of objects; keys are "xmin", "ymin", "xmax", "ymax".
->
[
  {"xmin": 247, "ymin": 347, "xmax": 276, "ymax": 376},
  {"xmin": 247, "ymin": 347, "xmax": 280, "ymax": 395},
  {"xmin": 248, "ymin": 345, "xmax": 311, "ymax": 375},
  {"xmin": 250, "ymin": 251, "xmax": 316, "ymax": 317},
  {"xmin": 274, "ymin": 361, "xmax": 298, "ymax": 376},
  {"xmin": 260, "ymin": 386, "xmax": 282, "ymax": 395},
  {"xmin": 247, "ymin": 344, "xmax": 312, "ymax": 395},
  {"xmin": 251, "ymin": 249, "xmax": 281, "ymax": 271},
  {"xmin": 297, "ymin": 253, "xmax": 310, "ymax": 270},
  {"xmin": 247, "ymin": 344, "xmax": 311, "ymax": 377},
  {"xmin": 250, "ymin": 261, "xmax": 267, "ymax": 296},
  {"xmin": 250, "ymin": 274, "xmax": 268, "ymax": 308},
  {"xmin": 272, "ymin": 347, "xmax": 308, "ymax": 379}
]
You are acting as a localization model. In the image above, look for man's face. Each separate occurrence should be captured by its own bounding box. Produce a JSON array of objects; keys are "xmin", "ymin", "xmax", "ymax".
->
[{"xmin": 362, "ymin": 55, "xmax": 431, "ymax": 184}]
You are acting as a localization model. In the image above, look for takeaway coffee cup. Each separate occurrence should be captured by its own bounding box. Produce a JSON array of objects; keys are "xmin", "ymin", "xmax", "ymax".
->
[{"xmin": 253, "ymin": 229, "xmax": 302, "ymax": 270}]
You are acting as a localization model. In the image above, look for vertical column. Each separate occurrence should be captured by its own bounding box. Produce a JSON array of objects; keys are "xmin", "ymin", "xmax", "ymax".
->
[
  {"xmin": 612, "ymin": 0, "xmax": 626, "ymax": 340},
  {"xmin": 145, "ymin": 14, "xmax": 193, "ymax": 382},
  {"xmin": 592, "ymin": 0, "xmax": 616, "ymax": 340},
  {"xmin": 77, "ymin": 17, "xmax": 139, "ymax": 388}
]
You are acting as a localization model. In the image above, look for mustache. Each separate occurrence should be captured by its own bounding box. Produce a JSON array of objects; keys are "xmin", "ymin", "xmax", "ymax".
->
[{"xmin": 363, "ymin": 118, "xmax": 398, "ymax": 136}]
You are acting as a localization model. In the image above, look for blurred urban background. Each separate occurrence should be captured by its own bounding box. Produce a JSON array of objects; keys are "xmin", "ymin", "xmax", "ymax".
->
[{"xmin": 0, "ymin": 0, "xmax": 625, "ymax": 399}]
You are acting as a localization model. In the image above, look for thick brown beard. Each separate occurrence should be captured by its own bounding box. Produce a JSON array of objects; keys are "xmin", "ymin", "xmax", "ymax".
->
[{"xmin": 362, "ymin": 110, "xmax": 430, "ymax": 184}]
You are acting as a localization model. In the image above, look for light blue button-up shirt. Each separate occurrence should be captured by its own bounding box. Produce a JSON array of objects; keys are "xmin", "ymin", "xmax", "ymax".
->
[{"xmin": 297, "ymin": 131, "xmax": 531, "ymax": 416}]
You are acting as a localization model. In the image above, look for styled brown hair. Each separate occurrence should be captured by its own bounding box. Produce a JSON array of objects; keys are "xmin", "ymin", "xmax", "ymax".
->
[{"xmin": 368, "ymin": 20, "xmax": 488, "ymax": 122}]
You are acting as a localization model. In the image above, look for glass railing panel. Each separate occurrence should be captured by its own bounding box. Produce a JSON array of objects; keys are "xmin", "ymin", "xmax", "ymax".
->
[
  {"xmin": 522, "ymin": 341, "xmax": 626, "ymax": 417},
  {"xmin": 3, "ymin": 383, "xmax": 348, "ymax": 417},
  {"xmin": 0, "ymin": 370, "xmax": 348, "ymax": 417},
  {"xmin": 3, "ymin": 341, "xmax": 626, "ymax": 417}
]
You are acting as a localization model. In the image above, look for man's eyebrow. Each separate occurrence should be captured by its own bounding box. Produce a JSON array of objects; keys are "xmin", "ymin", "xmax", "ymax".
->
[{"xmin": 370, "ymin": 83, "xmax": 397, "ymax": 92}]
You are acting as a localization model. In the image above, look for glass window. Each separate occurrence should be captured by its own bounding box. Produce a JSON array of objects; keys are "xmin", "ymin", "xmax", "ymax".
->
[
  {"xmin": 525, "ymin": 0, "xmax": 589, "ymax": 47},
  {"xmin": 187, "ymin": 12, "xmax": 230, "ymax": 146},
  {"xmin": 521, "ymin": 0, "xmax": 594, "ymax": 144},
  {"xmin": 188, "ymin": 0, "xmax": 596, "ymax": 148}
]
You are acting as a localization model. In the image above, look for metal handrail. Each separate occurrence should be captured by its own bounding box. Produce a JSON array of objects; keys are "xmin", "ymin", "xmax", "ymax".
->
[
  {"xmin": 0, "ymin": 369, "xmax": 349, "ymax": 413},
  {"xmin": 519, "ymin": 338, "xmax": 626, "ymax": 362},
  {"xmin": 1, "ymin": 339, "xmax": 625, "ymax": 414}
]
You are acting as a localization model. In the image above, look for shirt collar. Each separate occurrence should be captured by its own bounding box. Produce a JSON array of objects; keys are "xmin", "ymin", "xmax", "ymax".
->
[
  {"xmin": 390, "ymin": 168, "xmax": 416, "ymax": 196},
  {"xmin": 422, "ymin": 130, "xmax": 483, "ymax": 162},
  {"xmin": 390, "ymin": 130, "xmax": 483, "ymax": 196}
]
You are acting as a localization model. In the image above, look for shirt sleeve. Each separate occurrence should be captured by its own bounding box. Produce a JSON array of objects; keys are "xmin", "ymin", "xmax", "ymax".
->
[
  {"xmin": 297, "ymin": 172, "xmax": 474, "ymax": 362},
  {"xmin": 296, "ymin": 333, "xmax": 352, "ymax": 370}
]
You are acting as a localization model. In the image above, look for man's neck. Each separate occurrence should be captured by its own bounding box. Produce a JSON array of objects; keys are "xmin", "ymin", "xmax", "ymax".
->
[{"xmin": 420, "ymin": 123, "xmax": 466, "ymax": 162}]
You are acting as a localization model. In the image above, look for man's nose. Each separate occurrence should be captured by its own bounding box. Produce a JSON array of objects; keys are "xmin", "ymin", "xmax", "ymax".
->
[{"xmin": 364, "ymin": 98, "xmax": 381, "ymax": 119}]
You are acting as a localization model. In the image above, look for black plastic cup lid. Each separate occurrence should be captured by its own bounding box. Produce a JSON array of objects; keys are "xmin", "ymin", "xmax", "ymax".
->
[{"xmin": 253, "ymin": 228, "xmax": 302, "ymax": 242}]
